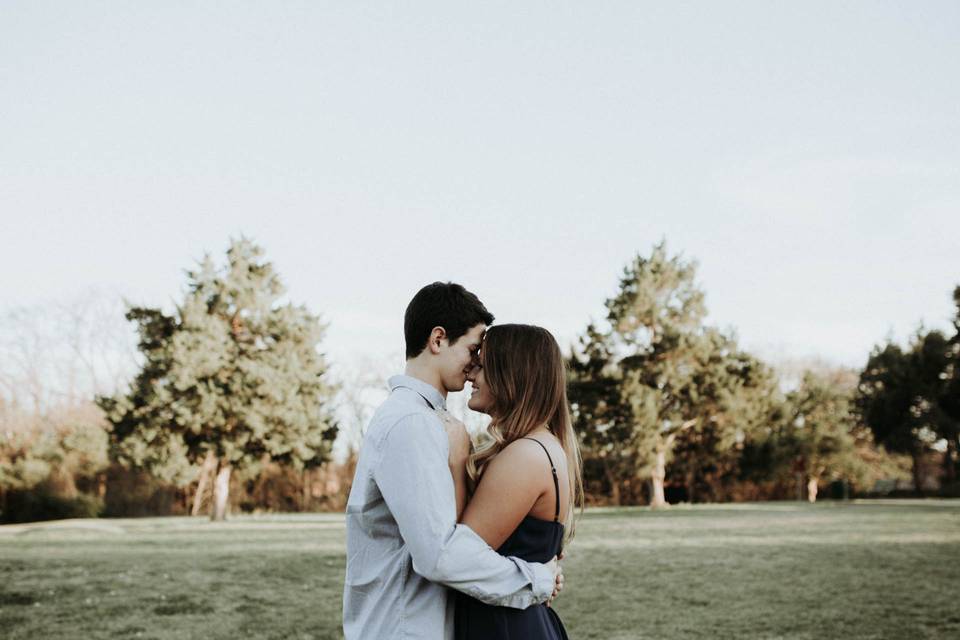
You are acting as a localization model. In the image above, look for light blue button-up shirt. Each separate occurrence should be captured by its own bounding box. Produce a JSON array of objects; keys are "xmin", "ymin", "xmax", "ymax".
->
[{"xmin": 343, "ymin": 375, "xmax": 554, "ymax": 639}]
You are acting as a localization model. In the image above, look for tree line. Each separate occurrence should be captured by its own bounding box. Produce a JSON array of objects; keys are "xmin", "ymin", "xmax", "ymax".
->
[
  {"xmin": 568, "ymin": 242, "xmax": 959, "ymax": 505},
  {"xmin": 1, "ymin": 239, "xmax": 957, "ymax": 522}
]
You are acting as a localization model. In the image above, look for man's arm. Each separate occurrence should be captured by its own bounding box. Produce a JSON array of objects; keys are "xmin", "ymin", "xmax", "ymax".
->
[{"xmin": 373, "ymin": 413, "xmax": 555, "ymax": 609}]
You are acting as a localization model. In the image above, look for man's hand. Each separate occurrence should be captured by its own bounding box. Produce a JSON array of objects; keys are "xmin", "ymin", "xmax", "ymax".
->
[{"xmin": 545, "ymin": 555, "xmax": 564, "ymax": 606}]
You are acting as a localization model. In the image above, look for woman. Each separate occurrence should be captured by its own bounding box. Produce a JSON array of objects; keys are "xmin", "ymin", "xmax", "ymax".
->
[{"xmin": 450, "ymin": 323, "xmax": 583, "ymax": 639}]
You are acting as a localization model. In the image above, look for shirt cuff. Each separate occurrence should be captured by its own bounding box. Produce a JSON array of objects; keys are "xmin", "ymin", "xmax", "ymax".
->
[
  {"xmin": 492, "ymin": 556, "xmax": 553, "ymax": 609},
  {"xmin": 521, "ymin": 557, "xmax": 556, "ymax": 604}
]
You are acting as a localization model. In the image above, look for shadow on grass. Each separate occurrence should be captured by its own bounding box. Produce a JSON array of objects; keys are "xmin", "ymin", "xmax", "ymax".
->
[{"xmin": 153, "ymin": 594, "xmax": 215, "ymax": 616}]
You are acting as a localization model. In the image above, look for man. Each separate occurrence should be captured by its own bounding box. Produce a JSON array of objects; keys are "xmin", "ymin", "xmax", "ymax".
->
[{"xmin": 343, "ymin": 282, "xmax": 560, "ymax": 639}]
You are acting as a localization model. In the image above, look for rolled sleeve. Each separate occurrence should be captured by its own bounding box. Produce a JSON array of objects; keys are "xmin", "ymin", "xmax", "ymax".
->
[
  {"xmin": 374, "ymin": 412, "xmax": 552, "ymax": 609},
  {"xmin": 433, "ymin": 523, "xmax": 556, "ymax": 607}
]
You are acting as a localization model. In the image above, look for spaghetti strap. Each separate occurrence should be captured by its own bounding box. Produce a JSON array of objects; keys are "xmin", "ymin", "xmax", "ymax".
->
[{"xmin": 521, "ymin": 437, "xmax": 561, "ymax": 523}]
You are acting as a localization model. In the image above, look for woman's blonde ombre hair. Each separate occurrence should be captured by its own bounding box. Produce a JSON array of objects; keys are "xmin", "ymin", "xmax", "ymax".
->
[{"xmin": 466, "ymin": 324, "xmax": 584, "ymax": 539}]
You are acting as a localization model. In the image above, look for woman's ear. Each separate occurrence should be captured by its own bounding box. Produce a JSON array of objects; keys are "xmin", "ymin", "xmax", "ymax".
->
[{"xmin": 429, "ymin": 326, "xmax": 448, "ymax": 354}]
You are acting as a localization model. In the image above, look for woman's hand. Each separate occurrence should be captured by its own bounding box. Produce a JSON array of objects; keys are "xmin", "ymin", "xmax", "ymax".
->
[
  {"xmin": 436, "ymin": 409, "xmax": 471, "ymax": 519},
  {"xmin": 439, "ymin": 410, "xmax": 471, "ymax": 466},
  {"xmin": 544, "ymin": 556, "xmax": 564, "ymax": 607}
]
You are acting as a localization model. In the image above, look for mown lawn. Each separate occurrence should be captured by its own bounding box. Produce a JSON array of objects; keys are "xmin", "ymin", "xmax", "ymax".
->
[{"xmin": 2, "ymin": 500, "xmax": 959, "ymax": 639}]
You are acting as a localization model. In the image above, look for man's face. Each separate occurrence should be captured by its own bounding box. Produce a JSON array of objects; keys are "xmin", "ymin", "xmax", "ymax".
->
[{"xmin": 438, "ymin": 324, "xmax": 485, "ymax": 393}]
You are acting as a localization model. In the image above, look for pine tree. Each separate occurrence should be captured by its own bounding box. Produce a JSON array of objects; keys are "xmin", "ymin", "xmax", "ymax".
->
[
  {"xmin": 857, "ymin": 328, "xmax": 951, "ymax": 494},
  {"xmin": 943, "ymin": 287, "xmax": 960, "ymax": 482},
  {"xmin": 668, "ymin": 339, "xmax": 782, "ymax": 502},
  {"xmin": 782, "ymin": 370, "xmax": 860, "ymax": 502},
  {"xmin": 570, "ymin": 242, "xmax": 768, "ymax": 506},
  {"xmin": 98, "ymin": 239, "xmax": 338, "ymax": 520}
]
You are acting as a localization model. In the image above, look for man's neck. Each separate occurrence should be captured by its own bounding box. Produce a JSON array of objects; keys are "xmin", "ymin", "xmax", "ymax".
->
[{"xmin": 403, "ymin": 360, "xmax": 447, "ymax": 399}]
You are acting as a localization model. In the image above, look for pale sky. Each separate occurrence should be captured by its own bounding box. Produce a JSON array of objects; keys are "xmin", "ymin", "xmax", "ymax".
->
[{"xmin": 2, "ymin": 1, "xmax": 959, "ymax": 380}]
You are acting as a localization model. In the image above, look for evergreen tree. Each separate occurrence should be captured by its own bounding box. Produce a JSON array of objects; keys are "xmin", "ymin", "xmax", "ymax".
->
[
  {"xmin": 782, "ymin": 370, "xmax": 860, "ymax": 502},
  {"xmin": 570, "ymin": 243, "xmax": 766, "ymax": 506},
  {"xmin": 669, "ymin": 342, "xmax": 782, "ymax": 502},
  {"xmin": 857, "ymin": 328, "xmax": 952, "ymax": 494},
  {"xmin": 98, "ymin": 239, "xmax": 338, "ymax": 520},
  {"xmin": 939, "ymin": 286, "xmax": 960, "ymax": 482},
  {"xmin": 568, "ymin": 324, "xmax": 637, "ymax": 504}
]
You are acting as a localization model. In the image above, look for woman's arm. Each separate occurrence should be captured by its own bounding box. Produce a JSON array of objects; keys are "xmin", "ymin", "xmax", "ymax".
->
[
  {"xmin": 451, "ymin": 458, "xmax": 469, "ymax": 520},
  {"xmin": 461, "ymin": 439, "xmax": 549, "ymax": 550}
]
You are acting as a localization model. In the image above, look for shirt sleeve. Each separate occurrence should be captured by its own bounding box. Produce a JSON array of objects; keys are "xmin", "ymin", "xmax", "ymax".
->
[{"xmin": 373, "ymin": 412, "xmax": 555, "ymax": 608}]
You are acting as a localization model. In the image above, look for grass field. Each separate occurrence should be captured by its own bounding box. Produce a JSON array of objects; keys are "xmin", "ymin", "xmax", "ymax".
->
[{"xmin": 2, "ymin": 500, "xmax": 959, "ymax": 639}]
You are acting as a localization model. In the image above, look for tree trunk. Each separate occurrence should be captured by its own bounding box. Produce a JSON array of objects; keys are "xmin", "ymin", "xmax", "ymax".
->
[
  {"xmin": 706, "ymin": 473, "xmax": 723, "ymax": 503},
  {"xmin": 795, "ymin": 473, "xmax": 805, "ymax": 502},
  {"xmin": 603, "ymin": 462, "xmax": 621, "ymax": 506},
  {"xmin": 911, "ymin": 450, "xmax": 925, "ymax": 496},
  {"xmin": 192, "ymin": 451, "xmax": 217, "ymax": 517},
  {"xmin": 301, "ymin": 468, "xmax": 311, "ymax": 512},
  {"xmin": 685, "ymin": 470, "xmax": 695, "ymax": 504},
  {"xmin": 649, "ymin": 449, "xmax": 668, "ymax": 508},
  {"xmin": 806, "ymin": 477, "xmax": 819, "ymax": 503},
  {"xmin": 945, "ymin": 439, "xmax": 957, "ymax": 483},
  {"xmin": 212, "ymin": 463, "xmax": 232, "ymax": 522},
  {"xmin": 97, "ymin": 473, "xmax": 107, "ymax": 499}
]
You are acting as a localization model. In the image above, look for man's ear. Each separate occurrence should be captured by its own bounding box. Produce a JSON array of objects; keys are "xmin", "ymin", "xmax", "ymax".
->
[{"xmin": 428, "ymin": 327, "xmax": 448, "ymax": 355}]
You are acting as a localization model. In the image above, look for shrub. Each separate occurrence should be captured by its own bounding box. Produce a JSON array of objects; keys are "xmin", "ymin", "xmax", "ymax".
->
[{"xmin": 1, "ymin": 486, "xmax": 103, "ymax": 523}]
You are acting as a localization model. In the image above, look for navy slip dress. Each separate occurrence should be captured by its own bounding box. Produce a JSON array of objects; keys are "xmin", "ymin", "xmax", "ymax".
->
[{"xmin": 454, "ymin": 437, "xmax": 570, "ymax": 640}]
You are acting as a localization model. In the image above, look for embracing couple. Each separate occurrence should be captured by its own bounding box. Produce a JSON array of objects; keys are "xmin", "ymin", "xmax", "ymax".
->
[{"xmin": 343, "ymin": 282, "xmax": 583, "ymax": 639}]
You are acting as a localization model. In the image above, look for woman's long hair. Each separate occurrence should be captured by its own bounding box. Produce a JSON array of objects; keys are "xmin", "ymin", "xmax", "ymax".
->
[{"xmin": 466, "ymin": 324, "xmax": 584, "ymax": 539}]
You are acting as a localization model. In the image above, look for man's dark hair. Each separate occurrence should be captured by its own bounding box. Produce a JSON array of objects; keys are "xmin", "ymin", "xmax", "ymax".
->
[{"xmin": 404, "ymin": 282, "xmax": 495, "ymax": 359}]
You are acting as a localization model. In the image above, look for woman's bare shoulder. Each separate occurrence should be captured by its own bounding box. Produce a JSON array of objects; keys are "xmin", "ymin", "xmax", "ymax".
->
[
  {"xmin": 482, "ymin": 437, "xmax": 553, "ymax": 481},
  {"xmin": 488, "ymin": 434, "xmax": 564, "ymax": 474},
  {"xmin": 490, "ymin": 436, "xmax": 549, "ymax": 464},
  {"xmin": 522, "ymin": 431, "xmax": 567, "ymax": 468}
]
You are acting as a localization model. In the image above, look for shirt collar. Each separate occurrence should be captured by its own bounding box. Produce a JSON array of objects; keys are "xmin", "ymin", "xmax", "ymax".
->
[{"xmin": 388, "ymin": 374, "xmax": 447, "ymax": 411}]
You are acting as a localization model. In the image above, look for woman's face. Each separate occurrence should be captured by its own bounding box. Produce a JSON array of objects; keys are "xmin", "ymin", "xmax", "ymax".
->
[{"xmin": 466, "ymin": 362, "xmax": 494, "ymax": 414}]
